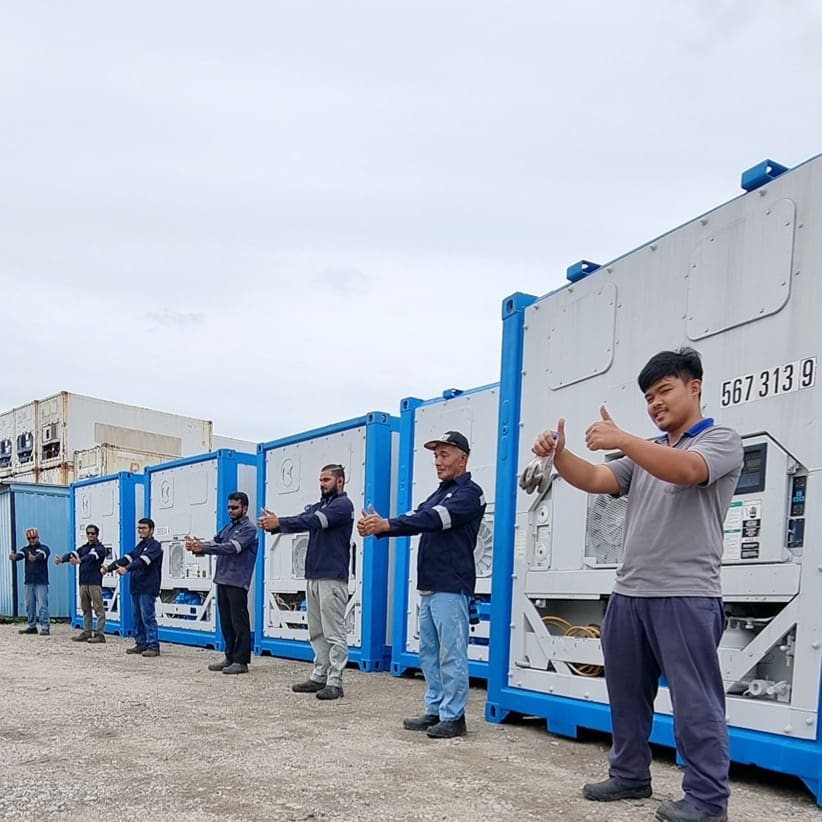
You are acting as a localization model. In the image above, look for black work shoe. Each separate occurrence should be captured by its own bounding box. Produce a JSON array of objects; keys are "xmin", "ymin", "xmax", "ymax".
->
[
  {"xmin": 39, "ymin": 631, "xmax": 50, "ymax": 636},
  {"xmin": 126, "ymin": 645, "xmax": 147, "ymax": 654},
  {"xmin": 315, "ymin": 685, "xmax": 343, "ymax": 700},
  {"xmin": 656, "ymin": 799, "xmax": 727, "ymax": 822},
  {"xmin": 141, "ymin": 648, "xmax": 160, "ymax": 658},
  {"xmin": 402, "ymin": 714, "xmax": 440, "ymax": 731},
  {"xmin": 208, "ymin": 657, "xmax": 231, "ymax": 672},
  {"xmin": 87, "ymin": 634, "xmax": 106, "ymax": 644},
  {"xmin": 426, "ymin": 716, "xmax": 467, "ymax": 738},
  {"xmin": 222, "ymin": 663, "xmax": 249, "ymax": 675},
  {"xmin": 19, "ymin": 627, "xmax": 38, "ymax": 635},
  {"xmin": 291, "ymin": 679, "xmax": 326, "ymax": 693},
  {"xmin": 583, "ymin": 777, "xmax": 652, "ymax": 802},
  {"xmin": 72, "ymin": 631, "xmax": 92, "ymax": 642}
]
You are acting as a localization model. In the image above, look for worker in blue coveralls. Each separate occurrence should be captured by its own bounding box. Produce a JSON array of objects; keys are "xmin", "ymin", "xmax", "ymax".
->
[
  {"xmin": 102, "ymin": 518, "xmax": 163, "ymax": 658},
  {"xmin": 532, "ymin": 348, "xmax": 743, "ymax": 822},
  {"xmin": 9, "ymin": 527, "xmax": 51, "ymax": 635},
  {"xmin": 185, "ymin": 491, "xmax": 258, "ymax": 675},
  {"xmin": 357, "ymin": 431, "xmax": 485, "ymax": 739},
  {"xmin": 55, "ymin": 523, "xmax": 108, "ymax": 643},
  {"xmin": 258, "ymin": 465, "xmax": 354, "ymax": 701}
]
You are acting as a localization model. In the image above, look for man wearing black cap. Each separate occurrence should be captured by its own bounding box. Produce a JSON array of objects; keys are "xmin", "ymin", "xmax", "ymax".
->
[{"xmin": 357, "ymin": 431, "xmax": 485, "ymax": 738}]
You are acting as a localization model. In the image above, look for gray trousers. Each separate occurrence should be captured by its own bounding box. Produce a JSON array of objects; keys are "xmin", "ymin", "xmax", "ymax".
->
[
  {"xmin": 79, "ymin": 584, "xmax": 106, "ymax": 634},
  {"xmin": 306, "ymin": 578, "xmax": 349, "ymax": 687}
]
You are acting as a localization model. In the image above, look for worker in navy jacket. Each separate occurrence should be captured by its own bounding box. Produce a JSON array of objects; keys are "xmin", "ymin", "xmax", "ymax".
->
[
  {"xmin": 259, "ymin": 464, "xmax": 354, "ymax": 701},
  {"xmin": 9, "ymin": 527, "xmax": 51, "ymax": 635},
  {"xmin": 102, "ymin": 518, "xmax": 162, "ymax": 657},
  {"xmin": 358, "ymin": 431, "xmax": 485, "ymax": 739},
  {"xmin": 56, "ymin": 523, "xmax": 108, "ymax": 643},
  {"xmin": 186, "ymin": 491, "xmax": 258, "ymax": 675}
]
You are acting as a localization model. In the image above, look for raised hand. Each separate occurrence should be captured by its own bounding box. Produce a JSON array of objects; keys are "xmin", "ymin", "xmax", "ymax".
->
[
  {"xmin": 533, "ymin": 418, "xmax": 565, "ymax": 458},
  {"xmin": 585, "ymin": 405, "xmax": 623, "ymax": 452}
]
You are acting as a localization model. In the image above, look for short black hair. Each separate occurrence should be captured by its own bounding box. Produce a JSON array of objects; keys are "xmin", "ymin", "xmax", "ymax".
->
[
  {"xmin": 322, "ymin": 464, "xmax": 345, "ymax": 481},
  {"xmin": 638, "ymin": 347, "xmax": 703, "ymax": 393},
  {"xmin": 228, "ymin": 491, "xmax": 249, "ymax": 507},
  {"xmin": 86, "ymin": 524, "xmax": 99, "ymax": 534},
  {"xmin": 138, "ymin": 517, "xmax": 155, "ymax": 529}
]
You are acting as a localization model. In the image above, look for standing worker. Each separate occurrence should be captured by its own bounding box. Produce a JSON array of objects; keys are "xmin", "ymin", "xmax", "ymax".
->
[
  {"xmin": 9, "ymin": 527, "xmax": 51, "ymax": 636},
  {"xmin": 102, "ymin": 518, "xmax": 163, "ymax": 658},
  {"xmin": 56, "ymin": 523, "xmax": 108, "ymax": 643},
  {"xmin": 185, "ymin": 491, "xmax": 258, "ymax": 675},
  {"xmin": 357, "ymin": 431, "xmax": 485, "ymax": 739},
  {"xmin": 258, "ymin": 464, "xmax": 353, "ymax": 700},
  {"xmin": 532, "ymin": 348, "xmax": 742, "ymax": 822}
]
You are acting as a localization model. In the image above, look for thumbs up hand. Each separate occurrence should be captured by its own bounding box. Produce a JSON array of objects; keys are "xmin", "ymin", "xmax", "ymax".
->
[
  {"xmin": 357, "ymin": 505, "xmax": 388, "ymax": 537},
  {"xmin": 585, "ymin": 405, "xmax": 623, "ymax": 452}
]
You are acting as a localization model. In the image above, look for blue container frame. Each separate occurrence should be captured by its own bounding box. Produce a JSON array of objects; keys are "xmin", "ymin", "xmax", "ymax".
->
[
  {"xmin": 145, "ymin": 450, "xmax": 256, "ymax": 651},
  {"xmin": 390, "ymin": 383, "xmax": 499, "ymax": 680},
  {"xmin": 254, "ymin": 412, "xmax": 398, "ymax": 672},
  {"xmin": 487, "ymin": 271, "xmax": 822, "ymax": 803},
  {"xmin": 68, "ymin": 472, "xmax": 144, "ymax": 637}
]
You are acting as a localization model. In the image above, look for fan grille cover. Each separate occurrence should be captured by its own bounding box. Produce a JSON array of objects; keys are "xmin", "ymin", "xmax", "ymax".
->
[
  {"xmin": 169, "ymin": 543, "xmax": 185, "ymax": 577},
  {"xmin": 291, "ymin": 534, "xmax": 309, "ymax": 578},
  {"xmin": 474, "ymin": 516, "xmax": 494, "ymax": 578},
  {"xmin": 584, "ymin": 493, "xmax": 627, "ymax": 565}
]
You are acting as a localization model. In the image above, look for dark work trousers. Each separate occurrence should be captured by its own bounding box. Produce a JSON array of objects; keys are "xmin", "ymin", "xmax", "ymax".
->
[
  {"xmin": 601, "ymin": 593, "xmax": 729, "ymax": 815},
  {"xmin": 217, "ymin": 584, "xmax": 251, "ymax": 665}
]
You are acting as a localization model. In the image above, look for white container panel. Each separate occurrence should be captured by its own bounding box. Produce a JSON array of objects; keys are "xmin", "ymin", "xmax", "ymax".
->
[
  {"xmin": 12, "ymin": 402, "xmax": 38, "ymax": 471},
  {"xmin": 74, "ymin": 444, "xmax": 177, "ymax": 481},
  {"xmin": 0, "ymin": 411, "xmax": 13, "ymax": 476}
]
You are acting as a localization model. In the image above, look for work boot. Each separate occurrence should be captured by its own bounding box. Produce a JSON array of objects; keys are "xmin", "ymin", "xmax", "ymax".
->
[
  {"xmin": 126, "ymin": 645, "xmax": 147, "ymax": 654},
  {"xmin": 72, "ymin": 631, "xmax": 92, "ymax": 642},
  {"xmin": 141, "ymin": 648, "xmax": 160, "ymax": 658},
  {"xmin": 583, "ymin": 777, "xmax": 652, "ymax": 802},
  {"xmin": 655, "ymin": 799, "xmax": 727, "ymax": 822},
  {"xmin": 39, "ymin": 630, "xmax": 50, "ymax": 636},
  {"xmin": 291, "ymin": 679, "xmax": 325, "ymax": 693},
  {"xmin": 18, "ymin": 626, "xmax": 37, "ymax": 635},
  {"xmin": 315, "ymin": 685, "xmax": 343, "ymax": 700},
  {"xmin": 208, "ymin": 657, "xmax": 231, "ymax": 672},
  {"xmin": 426, "ymin": 716, "xmax": 467, "ymax": 738},
  {"xmin": 87, "ymin": 634, "xmax": 106, "ymax": 644},
  {"xmin": 222, "ymin": 663, "xmax": 249, "ymax": 675},
  {"xmin": 402, "ymin": 714, "xmax": 439, "ymax": 731}
]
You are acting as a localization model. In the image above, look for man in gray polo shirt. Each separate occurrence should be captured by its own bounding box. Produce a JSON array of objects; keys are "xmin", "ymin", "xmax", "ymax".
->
[{"xmin": 533, "ymin": 348, "xmax": 742, "ymax": 822}]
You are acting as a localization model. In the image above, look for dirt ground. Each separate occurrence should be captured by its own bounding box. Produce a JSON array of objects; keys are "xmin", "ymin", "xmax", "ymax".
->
[{"xmin": 0, "ymin": 622, "xmax": 818, "ymax": 822}]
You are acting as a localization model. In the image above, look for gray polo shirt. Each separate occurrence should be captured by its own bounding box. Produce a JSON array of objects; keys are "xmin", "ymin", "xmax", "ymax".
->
[{"xmin": 607, "ymin": 418, "xmax": 743, "ymax": 597}]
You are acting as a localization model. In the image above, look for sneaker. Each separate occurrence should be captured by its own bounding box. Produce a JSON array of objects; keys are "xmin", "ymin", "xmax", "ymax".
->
[
  {"xmin": 141, "ymin": 648, "xmax": 160, "ymax": 658},
  {"xmin": 222, "ymin": 663, "xmax": 249, "ymax": 675},
  {"xmin": 87, "ymin": 634, "xmax": 106, "ymax": 644},
  {"xmin": 291, "ymin": 679, "xmax": 326, "ymax": 693},
  {"xmin": 315, "ymin": 685, "xmax": 343, "ymax": 700},
  {"xmin": 656, "ymin": 798, "xmax": 727, "ymax": 822},
  {"xmin": 583, "ymin": 777, "xmax": 652, "ymax": 802},
  {"xmin": 126, "ymin": 645, "xmax": 147, "ymax": 655},
  {"xmin": 426, "ymin": 716, "xmax": 467, "ymax": 739},
  {"xmin": 39, "ymin": 630, "xmax": 50, "ymax": 636},
  {"xmin": 72, "ymin": 632, "xmax": 92, "ymax": 642},
  {"xmin": 208, "ymin": 657, "xmax": 232, "ymax": 672},
  {"xmin": 402, "ymin": 714, "xmax": 440, "ymax": 731},
  {"xmin": 18, "ymin": 627, "xmax": 37, "ymax": 635}
]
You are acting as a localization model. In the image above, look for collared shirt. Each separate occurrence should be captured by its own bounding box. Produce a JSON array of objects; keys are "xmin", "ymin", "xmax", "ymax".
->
[
  {"xmin": 59, "ymin": 540, "xmax": 107, "ymax": 586},
  {"xmin": 383, "ymin": 472, "xmax": 486, "ymax": 595},
  {"xmin": 12, "ymin": 541, "xmax": 50, "ymax": 585},
  {"xmin": 202, "ymin": 515, "xmax": 258, "ymax": 590},
  {"xmin": 113, "ymin": 538, "xmax": 163, "ymax": 596},
  {"xmin": 608, "ymin": 419, "xmax": 743, "ymax": 597}
]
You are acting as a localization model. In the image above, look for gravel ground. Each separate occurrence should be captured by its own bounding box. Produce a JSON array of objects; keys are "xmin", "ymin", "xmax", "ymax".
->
[{"xmin": 0, "ymin": 622, "xmax": 818, "ymax": 822}]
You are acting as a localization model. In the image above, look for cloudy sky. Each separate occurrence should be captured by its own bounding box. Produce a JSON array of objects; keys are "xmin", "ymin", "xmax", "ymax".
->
[{"xmin": 2, "ymin": 1, "xmax": 821, "ymax": 443}]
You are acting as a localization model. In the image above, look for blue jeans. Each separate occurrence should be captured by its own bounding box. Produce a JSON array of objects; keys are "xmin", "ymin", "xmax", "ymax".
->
[
  {"xmin": 131, "ymin": 594, "xmax": 159, "ymax": 650},
  {"xmin": 25, "ymin": 584, "xmax": 50, "ymax": 630},
  {"xmin": 418, "ymin": 592, "xmax": 470, "ymax": 721}
]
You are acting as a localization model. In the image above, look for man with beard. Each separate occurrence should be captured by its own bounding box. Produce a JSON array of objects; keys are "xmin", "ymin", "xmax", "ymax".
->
[{"xmin": 259, "ymin": 464, "xmax": 354, "ymax": 700}]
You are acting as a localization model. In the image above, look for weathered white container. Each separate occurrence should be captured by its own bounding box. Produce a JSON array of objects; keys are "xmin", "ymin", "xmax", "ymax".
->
[
  {"xmin": 12, "ymin": 402, "xmax": 38, "ymax": 472},
  {"xmin": 74, "ymin": 444, "xmax": 177, "ymax": 481},
  {"xmin": 37, "ymin": 392, "xmax": 213, "ymax": 473},
  {"xmin": 39, "ymin": 465, "xmax": 74, "ymax": 485},
  {"xmin": 0, "ymin": 410, "xmax": 13, "ymax": 477},
  {"xmin": 213, "ymin": 434, "xmax": 257, "ymax": 453}
]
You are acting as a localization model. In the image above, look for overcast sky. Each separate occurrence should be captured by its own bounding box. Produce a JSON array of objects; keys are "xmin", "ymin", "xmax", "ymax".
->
[{"xmin": 2, "ymin": 1, "xmax": 821, "ymax": 443}]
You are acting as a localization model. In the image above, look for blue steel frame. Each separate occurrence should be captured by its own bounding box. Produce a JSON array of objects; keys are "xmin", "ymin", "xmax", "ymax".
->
[
  {"xmin": 254, "ymin": 412, "xmax": 398, "ymax": 672},
  {"xmin": 69, "ymin": 471, "xmax": 143, "ymax": 637},
  {"xmin": 390, "ymin": 383, "xmax": 499, "ymax": 680},
  {"xmin": 145, "ymin": 450, "xmax": 256, "ymax": 651},
  {"xmin": 487, "ymin": 277, "xmax": 822, "ymax": 803}
]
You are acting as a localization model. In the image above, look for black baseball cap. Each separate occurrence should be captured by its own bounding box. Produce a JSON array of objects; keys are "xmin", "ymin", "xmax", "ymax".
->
[{"xmin": 423, "ymin": 431, "xmax": 470, "ymax": 455}]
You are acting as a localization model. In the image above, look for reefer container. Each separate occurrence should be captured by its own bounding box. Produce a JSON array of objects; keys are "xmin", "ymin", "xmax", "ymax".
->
[
  {"xmin": 0, "ymin": 482, "xmax": 71, "ymax": 617},
  {"xmin": 146, "ymin": 450, "xmax": 257, "ymax": 649},
  {"xmin": 69, "ymin": 472, "xmax": 145, "ymax": 635},
  {"xmin": 213, "ymin": 434, "xmax": 257, "ymax": 453},
  {"xmin": 37, "ymin": 391, "xmax": 213, "ymax": 476},
  {"xmin": 74, "ymin": 444, "xmax": 178, "ymax": 481},
  {"xmin": 12, "ymin": 402, "xmax": 38, "ymax": 472},
  {"xmin": 0, "ymin": 410, "xmax": 13, "ymax": 477},
  {"xmin": 392, "ymin": 385, "xmax": 499, "ymax": 679},
  {"xmin": 255, "ymin": 412, "xmax": 398, "ymax": 672}
]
